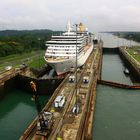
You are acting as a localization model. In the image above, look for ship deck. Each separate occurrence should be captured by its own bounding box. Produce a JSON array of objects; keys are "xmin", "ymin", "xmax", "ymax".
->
[{"xmin": 45, "ymin": 45, "xmax": 92, "ymax": 62}]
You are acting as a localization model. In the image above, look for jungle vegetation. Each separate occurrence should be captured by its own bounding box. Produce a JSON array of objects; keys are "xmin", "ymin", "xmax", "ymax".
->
[{"xmin": 0, "ymin": 29, "xmax": 62, "ymax": 57}]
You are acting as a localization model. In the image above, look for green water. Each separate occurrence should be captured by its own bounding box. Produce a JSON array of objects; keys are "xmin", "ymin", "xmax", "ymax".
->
[
  {"xmin": 93, "ymin": 54, "xmax": 140, "ymax": 140},
  {"xmin": 93, "ymin": 85, "xmax": 140, "ymax": 140},
  {"xmin": 102, "ymin": 54, "xmax": 133, "ymax": 85},
  {"xmin": 0, "ymin": 90, "xmax": 50, "ymax": 140}
]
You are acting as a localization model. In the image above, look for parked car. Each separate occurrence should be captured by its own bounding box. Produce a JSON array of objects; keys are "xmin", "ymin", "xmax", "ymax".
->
[
  {"xmin": 54, "ymin": 95, "xmax": 65, "ymax": 108},
  {"xmin": 20, "ymin": 63, "xmax": 27, "ymax": 69},
  {"xmin": 83, "ymin": 76, "xmax": 89, "ymax": 83},
  {"xmin": 72, "ymin": 104, "xmax": 80, "ymax": 114},
  {"xmin": 5, "ymin": 66, "xmax": 12, "ymax": 71},
  {"xmin": 69, "ymin": 75, "xmax": 75, "ymax": 82}
]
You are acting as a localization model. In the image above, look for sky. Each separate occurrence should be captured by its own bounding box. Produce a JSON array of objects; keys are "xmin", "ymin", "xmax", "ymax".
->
[{"xmin": 0, "ymin": 0, "xmax": 140, "ymax": 32}]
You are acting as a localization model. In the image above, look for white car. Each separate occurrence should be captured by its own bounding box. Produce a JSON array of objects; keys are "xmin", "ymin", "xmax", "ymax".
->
[
  {"xmin": 72, "ymin": 104, "xmax": 80, "ymax": 114},
  {"xmin": 69, "ymin": 75, "xmax": 75, "ymax": 82},
  {"xmin": 83, "ymin": 76, "xmax": 89, "ymax": 83},
  {"xmin": 5, "ymin": 66, "xmax": 12, "ymax": 71},
  {"xmin": 54, "ymin": 95, "xmax": 65, "ymax": 108}
]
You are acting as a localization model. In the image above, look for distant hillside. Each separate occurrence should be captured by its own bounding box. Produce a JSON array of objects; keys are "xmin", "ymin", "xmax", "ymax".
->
[
  {"xmin": 0, "ymin": 29, "xmax": 52, "ymax": 36},
  {"xmin": 0, "ymin": 29, "xmax": 62, "ymax": 57},
  {"xmin": 108, "ymin": 31, "xmax": 140, "ymax": 43}
]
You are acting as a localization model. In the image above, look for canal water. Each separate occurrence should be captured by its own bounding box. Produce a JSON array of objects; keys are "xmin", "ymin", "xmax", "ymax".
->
[
  {"xmin": 98, "ymin": 32, "xmax": 140, "ymax": 48},
  {"xmin": 92, "ymin": 33, "xmax": 140, "ymax": 140},
  {"xmin": 0, "ymin": 90, "xmax": 50, "ymax": 140}
]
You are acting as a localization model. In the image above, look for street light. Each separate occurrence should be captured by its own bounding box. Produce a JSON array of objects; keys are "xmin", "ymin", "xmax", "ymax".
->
[
  {"xmin": 38, "ymin": 38, "xmax": 41, "ymax": 68},
  {"xmin": 129, "ymin": 35, "xmax": 132, "ymax": 47},
  {"xmin": 75, "ymin": 24, "xmax": 78, "ymax": 115},
  {"xmin": 117, "ymin": 37, "xmax": 120, "ymax": 47}
]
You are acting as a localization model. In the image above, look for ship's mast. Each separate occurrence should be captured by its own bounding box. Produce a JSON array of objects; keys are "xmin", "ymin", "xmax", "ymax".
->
[{"xmin": 67, "ymin": 20, "xmax": 72, "ymax": 33}]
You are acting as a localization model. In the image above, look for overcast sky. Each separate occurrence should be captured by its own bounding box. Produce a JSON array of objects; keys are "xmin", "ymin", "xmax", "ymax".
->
[{"xmin": 0, "ymin": 0, "xmax": 140, "ymax": 32}]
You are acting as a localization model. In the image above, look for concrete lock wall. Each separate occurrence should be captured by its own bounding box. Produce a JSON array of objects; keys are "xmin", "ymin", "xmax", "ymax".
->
[
  {"xmin": 0, "ymin": 85, "xmax": 5, "ymax": 100},
  {"xmin": 103, "ymin": 47, "xmax": 119, "ymax": 54},
  {"xmin": 0, "ymin": 74, "xmax": 64, "ymax": 96},
  {"xmin": 37, "ymin": 78, "xmax": 63, "ymax": 95},
  {"xmin": 119, "ymin": 49, "xmax": 140, "ymax": 82},
  {"xmin": 16, "ymin": 75, "xmax": 64, "ymax": 95},
  {"xmin": 4, "ymin": 76, "xmax": 18, "ymax": 93},
  {"xmin": 0, "ymin": 76, "xmax": 17, "ymax": 100},
  {"xmin": 102, "ymin": 47, "xmax": 140, "ymax": 82}
]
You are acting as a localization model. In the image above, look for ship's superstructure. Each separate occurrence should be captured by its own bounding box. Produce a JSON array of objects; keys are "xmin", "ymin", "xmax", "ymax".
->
[{"xmin": 44, "ymin": 21, "xmax": 93, "ymax": 75}]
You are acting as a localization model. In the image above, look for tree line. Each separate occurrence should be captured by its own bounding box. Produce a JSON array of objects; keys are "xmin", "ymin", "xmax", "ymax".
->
[
  {"xmin": 0, "ymin": 29, "xmax": 62, "ymax": 57},
  {"xmin": 111, "ymin": 32, "xmax": 140, "ymax": 43}
]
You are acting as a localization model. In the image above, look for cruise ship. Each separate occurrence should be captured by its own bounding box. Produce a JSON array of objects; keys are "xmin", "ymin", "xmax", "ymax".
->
[{"xmin": 44, "ymin": 22, "xmax": 93, "ymax": 75}]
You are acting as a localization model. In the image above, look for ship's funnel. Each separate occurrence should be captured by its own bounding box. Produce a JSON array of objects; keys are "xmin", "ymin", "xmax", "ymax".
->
[{"xmin": 79, "ymin": 22, "xmax": 85, "ymax": 32}]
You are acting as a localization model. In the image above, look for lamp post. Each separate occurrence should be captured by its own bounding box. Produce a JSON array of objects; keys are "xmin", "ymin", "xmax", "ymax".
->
[
  {"xmin": 129, "ymin": 35, "xmax": 132, "ymax": 47},
  {"xmin": 38, "ymin": 38, "xmax": 41, "ymax": 68},
  {"xmin": 75, "ymin": 24, "xmax": 78, "ymax": 115},
  {"xmin": 117, "ymin": 37, "xmax": 119, "ymax": 47}
]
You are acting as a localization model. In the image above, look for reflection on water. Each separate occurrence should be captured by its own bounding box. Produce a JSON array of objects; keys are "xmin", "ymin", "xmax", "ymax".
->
[{"xmin": 97, "ymin": 33, "xmax": 140, "ymax": 48}]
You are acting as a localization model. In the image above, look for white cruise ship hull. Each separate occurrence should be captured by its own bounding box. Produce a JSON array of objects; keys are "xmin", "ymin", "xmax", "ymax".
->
[{"xmin": 45, "ymin": 45, "xmax": 93, "ymax": 75}]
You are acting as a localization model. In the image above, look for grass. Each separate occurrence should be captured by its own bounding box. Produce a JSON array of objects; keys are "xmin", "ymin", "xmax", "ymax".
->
[
  {"xmin": 126, "ymin": 47, "xmax": 140, "ymax": 62},
  {"xmin": 28, "ymin": 56, "xmax": 46, "ymax": 68},
  {"xmin": 0, "ymin": 50, "xmax": 46, "ymax": 72}
]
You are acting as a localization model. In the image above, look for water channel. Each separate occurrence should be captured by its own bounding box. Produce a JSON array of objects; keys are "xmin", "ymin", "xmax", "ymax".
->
[
  {"xmin": 92, "ymin": 33, "xmax": 140, "ymax": 140},
  {"xmin": 0, "ymin": 90, "xmax": 50, "ymax": 139},
  {"xmin": 0, "ymin": 33, "xmax": 140, "ymax": 140}
]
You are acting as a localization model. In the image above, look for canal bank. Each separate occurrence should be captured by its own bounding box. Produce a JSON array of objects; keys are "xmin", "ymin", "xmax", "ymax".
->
[
  {"xmin": 119, "ymin": 47, "xmax": 140, "ymax": 81},
  {"xmin": 101, "ymin": 46, "xmax": 140, "ymax": 83}
]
